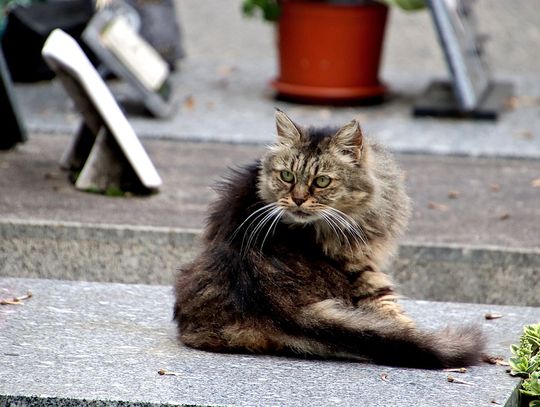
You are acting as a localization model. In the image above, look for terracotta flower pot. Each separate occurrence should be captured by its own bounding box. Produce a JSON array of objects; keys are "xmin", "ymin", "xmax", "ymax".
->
[{"xmin": 272, "ymin": 0, "xmax": 389, "ymax": 104}]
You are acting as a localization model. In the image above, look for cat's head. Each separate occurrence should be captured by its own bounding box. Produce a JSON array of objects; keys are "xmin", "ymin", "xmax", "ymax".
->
[{"xmin": 258, "ymin": 109, "xmax": 375, "ymax": 225}]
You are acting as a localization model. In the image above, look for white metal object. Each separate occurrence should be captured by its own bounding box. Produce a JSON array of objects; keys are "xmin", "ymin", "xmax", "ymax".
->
[
  {"xmin": 42, "ymin": 29, "xmax": 162, "ymax": 192},
  {"xmin": 83, "ymin": 8, "xmax": 174, "ymax": 118}
]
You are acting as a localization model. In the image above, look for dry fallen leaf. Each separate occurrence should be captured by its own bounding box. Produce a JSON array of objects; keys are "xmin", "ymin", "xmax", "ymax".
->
[
  {"xmin": 506, "ymin": 95, "xmax": 540, "ymax": 109},
  {"xmin": 505, "ymin": 96, "xmax": 519, "ymax": 110},
  {"xmin": 485, "ymin": 313, "xmax": 503, "ymax": 320},
  {"xmin": 447, "ymin": 190, "xmax": 461, "ymax": 199},
  {"xmin": 513, "ymin": 130, "xmax": 534, "ymax": 140},
  {"xmin": 428, "ymin": 201, "xmax": 449, "ymax": 212},
  {"xmin": 483, "ymin": 355, "xmax": 510, "ymax": 366},
  {"xmin": 498, "ymin": 213, "xmax": 510, "ymax": 221},
  {"xmin": 183, "ymin": 95, "xmax": 196, "ymax": 110},
  {"xmin": 217, "ymin": 65, "xmax": 236, "ymax": 77},
  {"xmin": 490, "ymin": 184, "xmax": 501, "ymax": 193}
]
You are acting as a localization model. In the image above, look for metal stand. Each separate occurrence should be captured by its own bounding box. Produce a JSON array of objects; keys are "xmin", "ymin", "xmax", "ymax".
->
[
  {"xmin": 60, "ymin": 123, "xmax": 144, "ymax": 194},
  {"xmin": 414, "ymin": 0, "xmax": 513, "ymax": 120},
  {"xmin": 42, "ymin": 29, "xmax": 162, "ymax": 195},
  {"xmin": 413, "ymin": 81, "xmax": 513, "ymax": 120},
  {"xmin": 83, "ymin": 5, "xmax": 174, "ymax": 118},
  {"xmin": 0, "ymin": 48, "xmax": 27, "ymax": 150}
]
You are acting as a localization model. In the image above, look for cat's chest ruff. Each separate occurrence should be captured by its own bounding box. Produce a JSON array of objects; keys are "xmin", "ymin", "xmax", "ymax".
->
[{"xmin": 314, "ymin": 224, "xmax": 370, "ymax": 264}]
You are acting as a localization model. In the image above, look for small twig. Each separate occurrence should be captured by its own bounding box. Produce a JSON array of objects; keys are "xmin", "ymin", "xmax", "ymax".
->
[
  {"xmin": 447, "ymin": 375, "xmax": 475, "ymax": 386},
  {"xmin": 380, "ymin": 373, "xmax": 389, "ymax": 382},
  {"xmin": 485, "ymin": 313, "xmax": 503, "ymax": 320},
  {"xmin": 0, "ymin": 290, "xmax": 32, "ymax": 306},
  {"xmin": 0, "ymin": 299, "xmax": 22, "ymax": 305},
  {"xmin": 490, "ymin": 400, "xmax": 501, "ymax": 405},
  {"xmin": 443, "ymin": 367, "xmax": 468, "ymax": 373},
  {"xmin": 158, "ymin": 368, "xmax": 180, "ymax": 376},
  {"xmin": 15, "ymin": 291, "xmax": 33, "ymax": 302}
]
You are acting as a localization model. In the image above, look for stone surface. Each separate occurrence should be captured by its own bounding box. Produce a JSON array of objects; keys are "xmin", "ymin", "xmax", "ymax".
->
[
  {"xmin": 0, "ymin": 219, "xmax": 197, "ymax": 286},
  {"xmin": 0, "ymin": 277, "xmax": 537, "ymax": 407},
  {"xmin": 393, "ymin": 244, "xmax": 540, "ymax": 307},
  {"xmin": 1, "ymin": 220, "xmax": 539, "ymax": 307},
  {"xmin": 1, "ymin": 136, "xmax": 539, "ymax": 250},
  {"xmin": 14, "ymin": 69, "xmax": 540, "ymax": 160},
  {"xmin": 11, "ymin": 0, "xmax": 540, "ymax": 159}
]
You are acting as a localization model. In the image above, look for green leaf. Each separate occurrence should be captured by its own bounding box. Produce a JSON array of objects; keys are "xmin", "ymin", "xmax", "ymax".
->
[
  {"xmin": 241, "ymin": 0, "xmax": 280, "ymax": 22},
  {"xmin": 105, "ymin": 185, "xmax": 126, "ymax": 197},
  {"xmin": 511, "ymin": 323, "xmax": 540, "ymax": 401},
  {"xmin": 521, "ymin": 371, "xmax": 540, "ymax": 397},
  {"xmin": 510, "ymin": 356, "xmax": 531, "ymax": 376},
  {"xmin": 380, "ymin": 0, "xmax": 426, "ymax": 11}
]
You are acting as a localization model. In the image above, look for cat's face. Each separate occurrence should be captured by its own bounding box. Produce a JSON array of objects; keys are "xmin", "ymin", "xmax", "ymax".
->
[{"xmin": 258, "ymin": 110, "xmax": 374, "ymax": 225}]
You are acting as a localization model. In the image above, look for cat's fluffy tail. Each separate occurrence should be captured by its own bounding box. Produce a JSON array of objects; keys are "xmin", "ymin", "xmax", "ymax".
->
[
  {"xmin": 306, "ymin": 323, "xmax": 486, "ymax": 368},
  {"xmin": 298, "ymin": 302, "xmax": 485, "ymax": 368},
  {"xmin": 371, "ymin": 325, "xmax": 486, "ymax": 368}
]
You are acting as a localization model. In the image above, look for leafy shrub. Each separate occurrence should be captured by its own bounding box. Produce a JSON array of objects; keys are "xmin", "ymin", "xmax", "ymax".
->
[{"xmin": 510, "ymin": 323, "xmax": 540, "ymax": 406}]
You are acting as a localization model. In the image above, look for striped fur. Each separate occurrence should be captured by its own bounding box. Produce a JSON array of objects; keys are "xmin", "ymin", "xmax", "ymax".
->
[{"xmin": 174, "ymin": 110, "xmax": 485, "ymax": 368}]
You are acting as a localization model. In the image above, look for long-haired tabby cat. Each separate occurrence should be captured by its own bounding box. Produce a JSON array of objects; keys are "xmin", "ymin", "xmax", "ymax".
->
[{"xmin": 174, "ymin": 110, "xmax": 485, "ymax": 368}]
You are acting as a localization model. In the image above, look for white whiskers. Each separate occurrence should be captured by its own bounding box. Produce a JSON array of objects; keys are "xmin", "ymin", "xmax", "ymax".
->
[
  {"xmin": 317, "ymin": 205, "xmax": 368, "ymax": 250},
  {"xmin": 230, "ymin": 202, "xmax": 285, "ymax": 256},
  {"xmin": 230, "ymin": 200, "xmax": 366, "ymax": 257}
]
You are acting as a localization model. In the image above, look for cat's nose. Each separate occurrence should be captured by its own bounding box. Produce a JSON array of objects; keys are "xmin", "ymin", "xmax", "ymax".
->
[{"xmin": 292, "ymin": 197, "xmax": 307, "ymax": 206}]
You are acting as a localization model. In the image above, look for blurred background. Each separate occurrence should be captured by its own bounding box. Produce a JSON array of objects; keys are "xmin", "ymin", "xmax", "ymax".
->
[{"xmin": 0, "ymin": 0, "xmax": 539, "ymax": 305}]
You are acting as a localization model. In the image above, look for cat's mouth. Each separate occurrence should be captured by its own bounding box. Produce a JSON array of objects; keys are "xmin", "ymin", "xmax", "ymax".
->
[{"xmin": 287, "ymin": 209, "xmax": 318, "ymax": 223}]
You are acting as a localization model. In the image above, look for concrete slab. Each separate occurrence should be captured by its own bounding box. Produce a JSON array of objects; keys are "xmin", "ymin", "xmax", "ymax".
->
[
  {"xmin": 14, "ymin": 69, "xmax": 540, "ymax": 159},
  {"xmin": 1, "ymin": 135, "xmax": 539, "ymax": 249},
  {"xmin": 11, "ymin": 1, "xmax": 540, "ymax": 159},
  {"xmin": 1, "ymin": 219, "xmax": 539, "ymax": 307},
  {"xmin": 0, "ymin": 277, "xmax": 536, "ymax": 407},
  {"xmin": 1, "ymin": 135, "xmax": 539, "ymax": 305}
]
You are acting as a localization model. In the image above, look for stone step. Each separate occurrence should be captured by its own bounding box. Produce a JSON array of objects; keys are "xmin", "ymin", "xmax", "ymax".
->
[
  {"xmin": 0, "ymin": 277, "xmax": 537, "ymax": 407},
  {"xmin": 1, "ymin": 219, "xmax": 539, "ymax": 307}
]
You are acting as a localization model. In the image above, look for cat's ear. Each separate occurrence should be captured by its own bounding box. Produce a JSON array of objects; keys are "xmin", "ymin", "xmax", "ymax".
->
[
  {"xmin": 275, "ymin": 109, "xmax": 302, "ymax": 145},
  {"xmin": 332, "ymin": 120, "xmax": 364, "ymax": 160}
]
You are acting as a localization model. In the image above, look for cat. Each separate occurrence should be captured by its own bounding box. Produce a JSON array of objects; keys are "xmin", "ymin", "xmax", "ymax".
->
[{"xmin": 173, "ymin": 109, "xmax": 485, "ymax": 368}]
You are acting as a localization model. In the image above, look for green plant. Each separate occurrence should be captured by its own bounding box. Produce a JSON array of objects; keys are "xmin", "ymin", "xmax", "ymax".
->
[
  {"xmin": 509, "ymin": 323, "xmax": 540, "ymax": 407},
  {"xmin": 84, "ymin": 185, "xmax": 128, "ymax": 197},
  {"xmin": 242, "ymin": 0, "xmax": 425, "ymax": 22}
]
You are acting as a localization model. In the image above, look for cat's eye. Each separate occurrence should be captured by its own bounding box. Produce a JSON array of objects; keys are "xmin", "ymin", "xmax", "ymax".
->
[
  {"xmin": 280, "ymin": 170, "xmax": 294, "ymax": 183},
  {"xmin": 314, "ymin": 175, "xmax": 331, "ymax": 188}
]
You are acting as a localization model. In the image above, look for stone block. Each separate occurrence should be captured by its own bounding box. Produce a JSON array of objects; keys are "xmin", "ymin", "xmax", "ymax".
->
[
  {"xmin": 1, "ymin": 277, "xmax": 537, "ymax": 406},
  {"xmin": 1, "ymin": 220, "xmax": 539, "ymax": 306}
]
